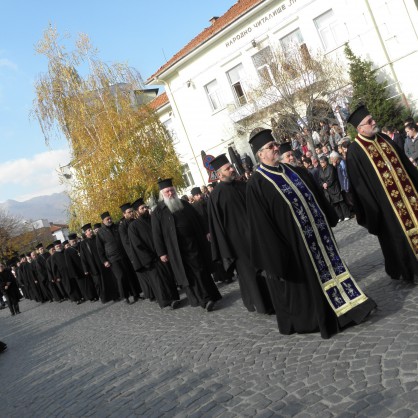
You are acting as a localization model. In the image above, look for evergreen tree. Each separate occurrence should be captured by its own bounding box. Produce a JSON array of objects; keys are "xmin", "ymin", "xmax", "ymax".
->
[{"xmin": 344, "ymin": 44, "xmax": 409, "ymax": 137}]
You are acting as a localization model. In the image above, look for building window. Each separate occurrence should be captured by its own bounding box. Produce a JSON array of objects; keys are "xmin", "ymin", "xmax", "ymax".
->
[
  {"xmin": 204, "ymin": 79, "xmax": 223, "ymax": 111},
  {"xmin": 182, "ymin": 164, "xmax": 194, "ymax": 188},
  {"xmin": 163, "ymin": 118, "xmax": 178, "ymax": 144},
  {"xmin": 252, "ymin": 46, "xmax": 274, "ymax": 86},
  {"xmin": 280, "ymin": 29, "xmax": 304, "ymax": 56},
  {"xmin": 227, "ymin": 64, "xmax": 247, "ymax": 106},
  {"xmin": 314, "ymin": 9, "xmax": 345, "ymax": 51}
]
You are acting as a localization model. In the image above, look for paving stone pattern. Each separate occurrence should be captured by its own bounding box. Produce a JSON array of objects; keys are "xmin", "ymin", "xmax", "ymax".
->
[{"xmin": 1, "ymin": 220, "xmax": 417, "ymax": 417}]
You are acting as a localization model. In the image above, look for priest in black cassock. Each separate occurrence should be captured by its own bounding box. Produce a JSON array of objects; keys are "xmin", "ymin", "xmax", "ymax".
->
[
  {"xmin": 346, "ymin": 105, "xmax": 418, "ymax": 282},
  {"xmin": 66, "ymin": 233, "xmax": 98, "ymax": 302},
  {"xmin": 34, "ymin": 243, "xmax": 54, "ymax": 302},
  {"xmin": 51, "ymin": 240, "xmax": 84, "ymax": 304},
  {"xmin": 80, "ymin": 223, "xmax": 119, "ymax": 303},
  {"xmin": 246, "ymin": 129, "xmax": 376, "ymax": 339},
  {"xmin": 207, "ymin": 153, "xmax": 274, "ymax": 314},
  {"xmin": 45, "ymin": 243, "xmax": 66, "ymax": 301},
  {"xmin": 128, "ymin": 197, "xmax": 180, "ymax": 309},
  {"xmin": 119, "ymin": 202, "xmax": 151, "ymax": 300},
  {"xmin": 96, "ymin": 211, "xmax": 140, "ymax": 304},
  {"xmin": 151, "ymin": 178, "xmax": 222, "ymax": 312}
]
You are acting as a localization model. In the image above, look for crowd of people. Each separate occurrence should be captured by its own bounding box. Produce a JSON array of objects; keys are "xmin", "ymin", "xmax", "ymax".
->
[{"xmin": 1, "ymin": 105, "xmax": 417, "ymax": 340}]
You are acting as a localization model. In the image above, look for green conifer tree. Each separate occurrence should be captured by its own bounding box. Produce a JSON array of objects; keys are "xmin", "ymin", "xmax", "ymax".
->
[{"xmin": 344, "ymin": 44, "xmax": 409, "ymax": 137}]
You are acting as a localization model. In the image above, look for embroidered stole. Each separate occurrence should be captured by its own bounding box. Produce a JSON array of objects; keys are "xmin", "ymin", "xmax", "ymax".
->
[
  {"xmin": 355, "ymin": 134, "xmax": 418, "ymax": 258},
  {"xmin": 257, "ymin": 164, "xmax": 368, "ymax": 317}
]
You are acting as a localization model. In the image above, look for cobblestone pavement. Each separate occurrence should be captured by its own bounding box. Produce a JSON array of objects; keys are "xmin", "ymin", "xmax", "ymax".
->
[{"xmin": 1, "ymin": 219, "xmax": 417, "ymax": 418}]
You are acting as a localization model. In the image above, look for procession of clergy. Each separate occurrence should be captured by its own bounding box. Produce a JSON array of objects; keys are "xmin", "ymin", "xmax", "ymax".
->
[{"xmin": 2, "ymin": 105, "xmax": 418, "ymax": 340}]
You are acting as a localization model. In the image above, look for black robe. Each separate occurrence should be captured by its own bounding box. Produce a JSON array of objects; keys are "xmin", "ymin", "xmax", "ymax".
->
[
  {"xmin": 80, "ymin": 236, "xmax": 119, "ymax": 303},
  {"xmin": 0, "ymin": 268, "xmax": 20, "ymax": 314},
  {"xmin": 35, "ymin": 254, "xmax": 54, "ymax": 301},
  {"xmin": 247, "ymin": 163, "xmax": 376, "ymax": 339},
  {"xmin": 207, "ymin": 180, "xmax": 274, "ymax": 313},
  {"xmin": 46, "ymin": 253, "xmax": 66, "ymax": 300},
  {"xmin": 65, "ymin": 246, "xmax": 98, "ymax": 301},
  {"xmin": 128, "ymin": 214, "xmax": 179, "ymax": 308},
  {"xmin": 152, "ymin": 200, "xmax": 221, "ymax": 307},
  {"xmin": 347, "ymin": 133, "xmax": 418, "ymax": 281},
  {"xmin": 51, "ymin": 250, "xmax": 82, "ymax": 302}
]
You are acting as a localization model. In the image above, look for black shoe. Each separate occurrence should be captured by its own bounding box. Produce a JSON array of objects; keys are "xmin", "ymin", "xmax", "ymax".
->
[
  {"xmin": 76, "ymin": 300, "xmax": 83, "ymax": 305},
  {"xmin": 170, "ymin": 300, "xmax": 180, "ymax": 310},
  {"xmin": 205, "ymin": 300, "xmax": 215, "ymax": 312},
  {"xmin": 125, "ymin": 298, "xmax": 132, "ymax": 305},
  {"xmin": 133, "ymin": 296, "xmax": 139, "ymax": 302}
]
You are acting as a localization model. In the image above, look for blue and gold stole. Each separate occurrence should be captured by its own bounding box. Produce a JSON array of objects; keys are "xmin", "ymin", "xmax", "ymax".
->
[{"xmin": 257, "ymin": 164, "xmax": 369, "ymax": 317}]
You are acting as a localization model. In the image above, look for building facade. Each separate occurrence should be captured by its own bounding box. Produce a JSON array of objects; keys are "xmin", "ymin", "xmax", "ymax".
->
[{"xmin": 147, "ymin": 0, "xmax": 418, "ymax": 189}]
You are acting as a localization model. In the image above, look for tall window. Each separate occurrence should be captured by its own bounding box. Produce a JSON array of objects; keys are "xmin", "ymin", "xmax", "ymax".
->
[
  {"xmin": 227, "ymin": 64, "xmax": 247, "ymax": 106},
  {"xmin": 204, "ymin": 79, "xmax": 223, "ymax": 111},
  {"xmin": 182, "ymin": 164, "xmax": 194, "ymax": 188},
  {"xmin": 314, "ymin": 10, "xmax": 345, "ymax": 51},
  {"xmin": 252, "ymin": 46, "xmax": 274, "ymax": 86},
  {"xmin": 280, "ymin": 29, "xmax": 304, "ymax": 55}
]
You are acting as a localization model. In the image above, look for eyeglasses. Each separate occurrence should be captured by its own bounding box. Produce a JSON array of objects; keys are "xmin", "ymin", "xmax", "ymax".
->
[
  {"xmin": 260, "ymin": 142, "xmax": 280, "ymax": 151},
  {"xmin": 359, "ymin": 117, "xmax": 374, "ymax": 126}
]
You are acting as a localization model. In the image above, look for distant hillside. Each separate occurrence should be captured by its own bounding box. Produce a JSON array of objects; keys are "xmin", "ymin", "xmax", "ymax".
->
[{"xmin": 0, "ymin": 192, "xmax": 70, "ymax": 224}]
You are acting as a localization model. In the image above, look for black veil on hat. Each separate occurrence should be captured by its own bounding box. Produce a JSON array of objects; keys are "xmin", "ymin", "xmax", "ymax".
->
[
  {"xmin": 347, "ymin": 105, "xmax": 370, "ymax": 128},
  {"xmin": 157, "ymin": 178, "xmax": 173, "ymax": 190},
  {"xmin": 249, "ymin": 129, "xmax": 275, "ymax": 154},
  {"xmin": 210, "ymin": 154, "xmax": 230, "ymax": 171}
]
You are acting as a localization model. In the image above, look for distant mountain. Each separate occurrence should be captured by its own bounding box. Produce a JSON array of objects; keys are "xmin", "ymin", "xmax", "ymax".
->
[{"xmin": 0, "ymin": 192, "xmax": 70, "ymax": 224}]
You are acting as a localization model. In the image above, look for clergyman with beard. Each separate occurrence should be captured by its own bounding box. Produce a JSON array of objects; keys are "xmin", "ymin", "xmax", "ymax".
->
[
  {"xmin": 128, "ymin": 197, "xmax": 180, "ymax": 309},
  {"xmin": 346, "ymin": 104, "xmax": 418, "ymax": 282},
  {"xmin": 207, "ymin": 153, "xmax": 274, "ymax": 314},
  {"xmin": 151, "ymin": 178, "xmax": 222, "ymax": 312},
  {"xmin": 246, "ymin": 129, "xmax": 376, "ymax": 339}
]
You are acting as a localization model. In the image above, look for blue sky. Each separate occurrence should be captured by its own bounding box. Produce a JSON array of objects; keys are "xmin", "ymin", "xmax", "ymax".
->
[{"xmin": 0, "ymin": 0, "xmax": 234, "ymax": 202}]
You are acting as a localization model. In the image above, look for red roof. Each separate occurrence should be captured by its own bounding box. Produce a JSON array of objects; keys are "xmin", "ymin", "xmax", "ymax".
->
[
  {"xmin": 148, "ymin": 0, "xmax": 264, "ymax": 81},
  {"xmin": 148, "ymin": 92, "xmax": 169, "ymax": 110}
]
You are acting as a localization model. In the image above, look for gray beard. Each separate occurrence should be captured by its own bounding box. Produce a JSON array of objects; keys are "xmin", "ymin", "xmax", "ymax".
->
[{"xmin": 163, "ymin": 196, "xmax": 183, "ymax": 213}]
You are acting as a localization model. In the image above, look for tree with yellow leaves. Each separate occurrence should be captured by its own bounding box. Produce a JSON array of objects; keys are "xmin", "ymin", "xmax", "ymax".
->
[{"xmin": 33, "ymin": 26, "xmax": 183, "ymax": 229}]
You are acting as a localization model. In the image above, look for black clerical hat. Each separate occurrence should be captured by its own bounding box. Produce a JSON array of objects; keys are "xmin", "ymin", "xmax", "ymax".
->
[
  {"xmin": 93, "ymin": 223, "xmax": 101, "ymax": 230},
  {"xmin": 347, "ymin": 105, "xmax": 370, "ymax": 128},
  {"xmin": 46, "ymin": 243, "xmax": 54, "ymax": 250},
  {"xmin": 62, "ymin": 240, "xmax": 69, "ymax": 246},
  {"xmin": 119, "ymin": 202, "xmax": 132, "ymax": 213},
  {"xmin": 249, "ymin": 129, "xmax": 274, "ymax": 154},
  {"xmin": 81, "ymin": 223, "xmax": 92, "ymax": 232},
  {"xmin": 35, "ymin": 243, "xmax": 43, "ymax": 249},
  {"xmin": 68, "ymin": 233, "xmax": 77, "ymax": 240},
  {"xmin": 279, "ymin": 142, "xmax": 292, "ymax": 154},
  {"xmin": 26, "ymin": 252, "xmax": 32, "ymax": 257},
  {"xmin": 190, "ymin": 187, "xmax": 202, "ymax": 196},
  {"xmin": 52, "ymin": 240, "xmax": 61, "ymax": 246},
  {"xmin": 100, "ymin": 211, "xmax": 111, "ymax": 220},
  {"xmin": 132, "ymin": 198, "xmax": 145, "ymax": 210},
  {"xmin": 158, "ymin": 178, "xmax": 173, "ymax": 190},
  {"xmin": 210, "ymin": 154, "xmax": 230, "ymax": 171}
]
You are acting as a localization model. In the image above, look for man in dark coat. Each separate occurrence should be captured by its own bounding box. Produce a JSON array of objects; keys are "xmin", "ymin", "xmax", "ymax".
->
[
  {"xmin": 207, "ymin": 153, "xmax": 274, "ymax": 314},
  {"xmin": 318, "ymin": 156, "xmax": 351, "ymax": 222},
  {"xmin": 128, "ymin": 198, "xmax": 180, "ymax": 309},
  {"xmin": 33, "ymin": 244, "xmax": 54, "ymax": 302},
  {"xmin": 51, "ymin": 240, "xmax": 83, "ymax": 304},
  {"xmin": 346, "ymin": 105, "xmax": 418, "ymax": 282},
  {"xmin": 0, "ymin": 262, "xmax": 21, "ymax": 315},
  {"xmin": 66, "ymin": 233, "xmax": 98, "ymax": 302},
  {"xmin": 152, "ymin": 178, "xmax": 222, "ymax": 312},
  {"xmin": 96, "ymin": 211, "xmax": 140, "ymax": 304},
  {"xmin": 119, "ymin": 202, "xmax": 149, "ymax": 299},
  {"xmin": 191, "ymin": 186, "xmax": 232, "ymax": 284},
  {"xmin": 246, "ymin": 129, "xmax": 376, "ymax": 339},
  {"xmin": 80, "ymin": 223, "xmax": 119, "ymax": 303},
  {"xmin": 45, "ymin": 243, "xmax": 66, "ymax": 301}
]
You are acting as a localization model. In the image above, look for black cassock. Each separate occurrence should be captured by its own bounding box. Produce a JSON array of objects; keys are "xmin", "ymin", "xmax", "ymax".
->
[
  {"xmin": 247, "ymin": 163, "xmax": 376, "ymax": 339},
  {"xmin": 347, "ymin": 133, "xmax": 418, "ymax": 281},
  {"xmin": 152, "ymin": 200, "xmax": 221, "ymax": 308},
  {"xmin": 65, "ymin": 246, "xmax": 98, "ymax": 301},
  {"xmin": 46, "ymin": 254, "xmax": 66, "ymax": 300},
  {"xmin": 207, "ymin": 180, "xmax": 274, "ymax": 313},
  {"xmin": 51, "ymin": 250, "xmax": 82, "ymax": 302},
  {"xmin": 80, "ymin": 236, "xmax": 119, "ymax": 303},
  {"xmin": 128, "ymin": 214, "xmax": 179, "ymax": 308},
  {"xmin": 35, "ymin": 254, "xmax": 54, "ymax": 302},
  {"xmin": 0, "ymin": 268, "xmax": 21, "ymax": 315}
]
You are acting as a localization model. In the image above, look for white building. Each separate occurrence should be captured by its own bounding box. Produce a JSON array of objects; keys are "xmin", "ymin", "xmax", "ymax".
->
[{"xmin": 146, "ymin": 0, "xmax": 418, "ymax": 189}]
